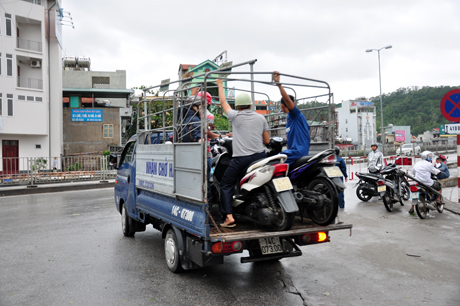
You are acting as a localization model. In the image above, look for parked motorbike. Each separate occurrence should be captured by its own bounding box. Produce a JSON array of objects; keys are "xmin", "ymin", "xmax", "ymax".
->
[
  {"xmin": 406, "ymin": 174, "xmax": 444, "ymax": 219},
  {"xmin": 210, "ymin": 138, "xmax": 298, "ymax": 231},
  {"xmin": 355, "ymin": 169, "xmax": 387, "ymax": 202},
  {"xmin": 266, "ymin": 137, "xmax": 342, "ymax": 226},
  {"xmin": 379, "ymin": 163, "xmax": 411, "ymax": 212}
]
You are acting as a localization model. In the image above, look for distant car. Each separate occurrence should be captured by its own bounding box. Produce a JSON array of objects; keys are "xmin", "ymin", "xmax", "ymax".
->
[{"xmin": 396, "ymin": 143, "xmax": 421, "ymax": 156}]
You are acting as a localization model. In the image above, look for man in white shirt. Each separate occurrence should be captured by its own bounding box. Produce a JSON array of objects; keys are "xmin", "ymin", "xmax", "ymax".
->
[{"xmin": 410, "ymin": 151, "xmax": 441, "ymax": 214}]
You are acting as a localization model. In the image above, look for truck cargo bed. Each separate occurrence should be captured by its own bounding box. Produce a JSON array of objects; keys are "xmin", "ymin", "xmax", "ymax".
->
[{"xmin": 209, "ymin": 215, "xmax": 352, "ymax": 242}]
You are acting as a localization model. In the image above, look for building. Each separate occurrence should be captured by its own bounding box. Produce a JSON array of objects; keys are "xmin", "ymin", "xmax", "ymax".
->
[
  {"xmin": 62, "ymin": 60, "xmax": 131, "ymax": 155},
  {"xmin": 336, "ymin": 97, "xmax": 377, "ymax": 150},
  {"xmin": 0, "ymin": 0, "xmax": 63, "ymax": 173}
]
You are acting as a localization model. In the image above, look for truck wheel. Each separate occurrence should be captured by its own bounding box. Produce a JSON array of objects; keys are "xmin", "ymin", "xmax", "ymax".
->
[
  {"xmin": 164, "ymin": 229, "xmax": 183, "ymax": 273},
  {"xmin": 306, "ymin": 178, "xmax": 339, "ymax": 226},
  {"xmin": 121, "ymin": 203, "xmax": 135, "ymax": 237}
]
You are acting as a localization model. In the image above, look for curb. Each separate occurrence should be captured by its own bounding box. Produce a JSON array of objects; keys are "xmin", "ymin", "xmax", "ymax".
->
[{"xmin": 0, "ymin": 182, "xmax": 114, "ymax": 197}]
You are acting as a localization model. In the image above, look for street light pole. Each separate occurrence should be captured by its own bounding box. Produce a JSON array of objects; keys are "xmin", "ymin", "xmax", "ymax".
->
[{"xmin": 366, "ymin": 45, "xmax": 392, "ymax": 156}]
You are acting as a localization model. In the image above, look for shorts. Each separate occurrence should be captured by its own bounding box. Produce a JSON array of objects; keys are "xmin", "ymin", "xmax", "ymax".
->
[{"xmin": 431, "ymin": 181, "xmax": 441, "ymax": 191}]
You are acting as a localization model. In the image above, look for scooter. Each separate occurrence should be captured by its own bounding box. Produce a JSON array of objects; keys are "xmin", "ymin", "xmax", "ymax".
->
[
  {"xmin": 354, "ymin": 167, "xmax": 387, "ymax": 202},
  {"xmin": 267, "ymin": 137, "xmax": 342, "ymax": 226},
  {"xmin": 405, "ymin": 173, "xmax": 444, "ymax": 219},
  {"xmin": 210, "ymin": 138, "xmax": 298, "ymax": 231},
  {"xmin": 380, "ymin": 162, "xmax": 411, "ymax": 212}
]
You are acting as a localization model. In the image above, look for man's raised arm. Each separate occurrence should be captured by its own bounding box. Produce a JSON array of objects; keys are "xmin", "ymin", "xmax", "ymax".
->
[
  {"xmin": 216, "ymin": 79, "xmax": 232, "ymax": 115},
  {"xmin": 273, "ymin": 71, "xmax": 295, "ymax": 111}
]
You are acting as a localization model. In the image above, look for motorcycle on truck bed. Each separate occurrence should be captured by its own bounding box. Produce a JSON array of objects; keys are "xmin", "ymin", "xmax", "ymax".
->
[{"xmin": 113, "ymin": 59, "xmax": 352, "ymax": 272}]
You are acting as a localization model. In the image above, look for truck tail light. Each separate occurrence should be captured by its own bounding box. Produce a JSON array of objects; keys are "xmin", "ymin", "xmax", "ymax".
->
[
  {"xmin": 211, "ymin": 241, "xmax": 243, "ymax": 254},
  {"xmin": 301, "ymin": 232, "xmax": 329, "ymax": 245}
]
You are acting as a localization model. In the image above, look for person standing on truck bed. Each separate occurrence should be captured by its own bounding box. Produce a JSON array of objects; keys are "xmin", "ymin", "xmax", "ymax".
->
[
  {"xmin": 273, "ymin": 71, "xmax": 310, "ymax": 166},
  {"xmin": 216, "ymin": 79, "xmax": 270, "ymax": 228}
]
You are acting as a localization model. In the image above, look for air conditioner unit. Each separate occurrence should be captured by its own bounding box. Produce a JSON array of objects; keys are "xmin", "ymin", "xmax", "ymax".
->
[{"xmin": 30, "ymin": 60, "xmax": 41, "ymax": 68}]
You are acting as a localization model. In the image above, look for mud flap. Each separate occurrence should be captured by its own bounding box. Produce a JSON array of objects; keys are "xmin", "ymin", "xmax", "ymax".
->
[
  {"xmin": 275, "ymin": 190, "xmax": 299, "ymax": 213},
  {"xmin": 331, "ymin": 177, "xmax": 346, "ymax": 192}
]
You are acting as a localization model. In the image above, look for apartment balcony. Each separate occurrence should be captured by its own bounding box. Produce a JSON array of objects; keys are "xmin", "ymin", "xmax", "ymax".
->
[
  {"xmin": 17, "ymin": 77, "xmax": 43, "ymax": 90},
  {"xmin": 17, "ymin": 38, "xmax": 42, "ymax": 53}
]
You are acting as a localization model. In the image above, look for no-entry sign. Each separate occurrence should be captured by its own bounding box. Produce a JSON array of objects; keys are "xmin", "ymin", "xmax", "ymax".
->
[{"xmin": 440, "ymin": 89, "xmax": 460, "ymax": 122}]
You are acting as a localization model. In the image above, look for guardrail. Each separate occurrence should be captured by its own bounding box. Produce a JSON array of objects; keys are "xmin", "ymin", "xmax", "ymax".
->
[{"xmin": 0, "ymin": 155, "xmax": 117, "ymax": 186}]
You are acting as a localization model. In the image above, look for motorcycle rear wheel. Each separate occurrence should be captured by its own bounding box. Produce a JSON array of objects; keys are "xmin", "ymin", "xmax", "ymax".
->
[
  {"xmin": 383, "ymin": 189, "xmax": 394, "ymax": 212},
  {"xmin": 272, "ymin": 201, "xmax": 295, "ymax": 231},
  {"xmin": 415, "ymin": 196, "xmax": 428, "ymax": 219},
  {"xmin": 356, "ymin": 185, "xmax": 372, "ymax": 202},
  {"xmin": 305, "ymin": 177, "xmax": 339, "ymax": 226}
]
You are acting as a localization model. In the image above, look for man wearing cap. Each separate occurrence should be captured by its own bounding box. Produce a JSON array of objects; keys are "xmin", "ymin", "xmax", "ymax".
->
[
  {"xmin": 273, "ymin": 71, "xmax": 310, "ymax": 165},
  {"xmin": 216, "ymin": 79, "xmax": 270, "ymax": 227}
]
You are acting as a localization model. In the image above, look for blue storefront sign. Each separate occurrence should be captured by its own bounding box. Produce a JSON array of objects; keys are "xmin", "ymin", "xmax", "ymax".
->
[{"xmin": 71, "ymin": 109, "xmax": 103, "ymax": 122}]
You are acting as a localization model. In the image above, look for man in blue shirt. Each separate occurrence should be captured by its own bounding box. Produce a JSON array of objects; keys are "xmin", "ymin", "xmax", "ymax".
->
[
  {"xmin": 273, "ymin": 71, "xmax": 310, "ymax": 166},
  {"xmin": 335, "ymin": 146, "xmax": 348, "ymax": 208}
]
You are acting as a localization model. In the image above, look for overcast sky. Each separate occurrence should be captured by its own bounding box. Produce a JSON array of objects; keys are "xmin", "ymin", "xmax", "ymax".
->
[{"xmin": 61, "ymin": 0, "xmax": 460, "ymax": 104}]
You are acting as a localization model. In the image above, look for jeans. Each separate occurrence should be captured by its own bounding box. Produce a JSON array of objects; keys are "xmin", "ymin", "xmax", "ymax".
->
[
  {"xmin": 338, "ymin": 176, "xmax": 345, "ymax": 208},
  {"xmin": 220, "ymin": 152, "xmax": 267, "ymax": 215}
]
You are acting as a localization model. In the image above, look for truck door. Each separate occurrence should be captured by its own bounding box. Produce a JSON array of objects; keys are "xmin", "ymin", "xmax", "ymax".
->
[{"xmin": 115, "ymin": 140, "xmax": 137, "ymax": 215}]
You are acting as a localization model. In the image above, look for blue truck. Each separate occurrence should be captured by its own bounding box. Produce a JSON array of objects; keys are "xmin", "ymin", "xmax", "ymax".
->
[{"xmin": 114, "ymin": 64, "xmax": 352, "ymax": 272}]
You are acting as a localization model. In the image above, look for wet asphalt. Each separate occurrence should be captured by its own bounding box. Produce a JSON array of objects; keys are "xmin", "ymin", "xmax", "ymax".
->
[{"xmin": 1, "ymin": 184, "xmax": 460, "ymax": 306}]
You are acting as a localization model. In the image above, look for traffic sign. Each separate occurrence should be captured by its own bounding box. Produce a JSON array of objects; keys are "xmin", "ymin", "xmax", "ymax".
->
[
  {"xmin": 440, "ymin": 89, "xmax": 460, "ymax": 122},
  {"xmin": 445, "ymin": 123, "xmax": 460, "ymax": 134}
]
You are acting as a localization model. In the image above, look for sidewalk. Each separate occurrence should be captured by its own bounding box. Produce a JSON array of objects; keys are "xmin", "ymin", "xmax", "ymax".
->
[{"xmin": 0, "ymin": 180, "xmax": 115, "ymax": 197}]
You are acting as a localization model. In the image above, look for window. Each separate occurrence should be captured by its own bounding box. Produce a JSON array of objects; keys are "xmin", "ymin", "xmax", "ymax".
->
[
  {"xmin": 35, "ymin": 97, "xmax": 42, "ymax": 102},
  {"xmin": 70, "ymin": 96, "xmax": 79, "ymax": 108},
  {"xmin": 5, "ymin": 14, "xmax": 12, "ymax": 37},
  {"xmin": 7, "ymin": 94, "xmax": 13, "ymax": 116},
  {"xmin": 0, "ymin": 53, "xmax": 2, "ymax": 75},
  {"xmin": 35, "ymin": 144, "xmax": 41, "ymax": 149},
  {"xmin": 119, "ymin": 141, "xmax": 136, "ymax": 165},
  {"xmin": 6, "ymin": 54, "xmax": 12, "ymax": 76},
  {"xmin": 18, "ymin": 95, "xmax": 25, "ymax": 100},
  {"xmin": 103, "ymin": 124, "xmax": 113, "ymax": 138},
  {"xmin": 27, "ymin": 96, "xmax": 34, "ymax": 101},
  {"xmin": 0, "ymin": 93, "xmax": 2, "ymax": 116}
]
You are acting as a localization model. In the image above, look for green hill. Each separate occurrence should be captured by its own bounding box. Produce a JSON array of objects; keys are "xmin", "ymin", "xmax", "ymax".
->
[{"xmin": 370, "ymin": 85, "xmax": 459, "ymax": 136}]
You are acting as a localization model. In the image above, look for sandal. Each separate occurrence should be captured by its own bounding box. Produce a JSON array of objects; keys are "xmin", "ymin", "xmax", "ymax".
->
[{"xmin": 219, "ymin": 222, "xmax": 236, "ymax": 228}]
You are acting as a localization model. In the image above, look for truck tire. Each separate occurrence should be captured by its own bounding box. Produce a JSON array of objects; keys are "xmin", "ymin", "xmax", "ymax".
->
[
  {"xmin": 121, "ymin": 203, "xmax": 135, "ymax": 237},
  {"xmin": 164, "ymin": 229, "xmax": 183, "ymax": 273}
]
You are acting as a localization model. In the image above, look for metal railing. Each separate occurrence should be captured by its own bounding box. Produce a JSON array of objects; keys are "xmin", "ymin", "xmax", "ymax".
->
[
  {"xmin": 17, "ymin": 77, "xmax": 43, "ymax": 90},
  {"xmin": 0, "ymin": 155, "xmax": 117, "ymax": 186},
  {"xmin": 17, "ymin": 38, "xmax": 42, "ymax": 52}
]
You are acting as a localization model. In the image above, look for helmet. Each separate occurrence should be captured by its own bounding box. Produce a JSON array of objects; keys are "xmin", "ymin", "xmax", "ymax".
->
[
  {"xmin": 438, "ymin": 154, "xmax": 447, "ymax": 163},
  {"xmin": 206, "ymin": 111, "xmax": 214, "ymax": 124},
  {"xmin": 420, "ymin": 151, "xmax": 433, "ymax": 161},
  {"xmin": 184, "ymin": 91, "xmax": 212, "ymax": 106},
  {"xmin": 334, "ymin": 145, "xmax": 340, "ymax": 156},
  {"xmin": 235, "ymin": 93, "xmax": 252, "ymax": 106},
  {"xmin": 371, "ymin": 143, "xmax": 378, "ymax": 147},
  {"xmin": 197, "ymin": 91, "xmax": 212, "ymax": 106}
]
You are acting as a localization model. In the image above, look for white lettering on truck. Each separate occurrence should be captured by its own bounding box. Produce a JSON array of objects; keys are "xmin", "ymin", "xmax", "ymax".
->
[{"xmin": 171, "ymin": 205, "xmax": 195, "ymax": 222}]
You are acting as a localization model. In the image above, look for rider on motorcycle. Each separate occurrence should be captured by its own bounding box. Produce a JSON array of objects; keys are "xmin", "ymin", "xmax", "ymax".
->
[
  {"xmin": 272, "ymin": 71, "xmax": 310, "ymax": 166},
  {"xmin": 367, "ymin": 143, "xmax": 384, "ymax": 174},
  {"xmin": 409, "ymin": 151, "xmax": 442, "ymax": 215}
]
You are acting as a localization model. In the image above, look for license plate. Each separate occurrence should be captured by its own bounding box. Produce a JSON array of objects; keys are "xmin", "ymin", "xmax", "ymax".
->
[
  {"xmin": 259, "ymin": 237, "xmax": 283, "ymax": 255},
  {"xmin": 378, "ymin": 185, "xmax": 386, "ymax": 192},
  {"xmin": 324, "ymin": 166, "xmax": 343, "ymax": 178},
  {"xmin": 272, "ymin": 177, "xmax": 293, "ymax": 192},
  {"xmin": 410, "ymin": 192, "xmax": 419, "ymax": 199}
]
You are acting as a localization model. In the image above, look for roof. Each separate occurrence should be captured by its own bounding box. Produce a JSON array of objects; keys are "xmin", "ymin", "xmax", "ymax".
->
[
  {"xmin": 63, "ymin": 88, "xmax": 132, "ymax": 94},
  {"xmin": 179, "ymin": 64, "xmax": 196, "ymax": 71}
]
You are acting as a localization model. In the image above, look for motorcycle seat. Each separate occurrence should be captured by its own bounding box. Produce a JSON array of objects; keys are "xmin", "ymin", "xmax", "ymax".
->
[{"xmin": 289, "ymin": 155, "xmax": 313, "ymax": 172}]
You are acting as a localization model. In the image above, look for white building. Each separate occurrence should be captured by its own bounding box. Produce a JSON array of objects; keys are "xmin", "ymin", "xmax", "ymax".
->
[
  {"xmin": 336, "ymin": 97, "xmax": 377, "ymax": 150},
  {"xmin": 0, "ymin": 0, "xmax": 63, "ymax": 173}
]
